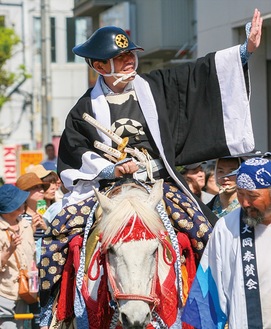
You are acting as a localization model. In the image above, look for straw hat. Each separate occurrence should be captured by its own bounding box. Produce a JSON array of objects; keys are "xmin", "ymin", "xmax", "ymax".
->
[
  {"xmin": 0, "ymin": 184, "xmax": 29, "ymax": 214},
  {"xmin": 26, "ymin": 164, "xmax": 52, "ymax": 179},
  {"xmin": 16, "ymin": 172, "xmax": 49, "ymax": 191}
]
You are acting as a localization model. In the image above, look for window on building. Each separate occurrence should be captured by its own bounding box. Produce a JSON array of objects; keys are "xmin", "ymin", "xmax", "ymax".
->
[
  {"xmin": 33, "ymin": 16, "xmax": 56, "ymax": 63},
  {"xmin": 33, "ymin": 17, "xmax": 41, "ymax": 62},
  {"xmin": 66, "ymin": 17, "xmax": 90, "ymax": 63},
  {"xmin": 50, "ymin": 17, "xmax": 56, "ymax": 63},
  {"xmin": 0, "ymin": 16, "xmax": 5, "ymax": 27}
]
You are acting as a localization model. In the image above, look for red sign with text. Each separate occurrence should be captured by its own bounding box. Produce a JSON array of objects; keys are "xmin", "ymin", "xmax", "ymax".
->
[{"xmin": 3, "ymin": 145, "xmax": 17, "ymax": 184}]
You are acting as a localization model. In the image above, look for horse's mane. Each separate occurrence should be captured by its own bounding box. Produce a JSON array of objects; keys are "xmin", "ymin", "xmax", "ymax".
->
[{"xmin": 97, "ymin": 184, "xmax": 165, "ymax": 248}]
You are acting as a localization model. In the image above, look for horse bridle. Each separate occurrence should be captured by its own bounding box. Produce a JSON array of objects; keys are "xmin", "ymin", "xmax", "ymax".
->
[
  {"xmin": 105, "ymin": 250, "xmax": 160, "ymax": 309},
  {"xmin": 87, "ymin": 246, "xmax": 160, "ymax": 308},
  {"xmin": 104, "ymin": 235, "xmax": 177, "ymax": 310}
]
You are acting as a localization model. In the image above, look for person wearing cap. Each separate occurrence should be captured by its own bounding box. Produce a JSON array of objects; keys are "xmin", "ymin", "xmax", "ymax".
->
[
  {"xmin": 16, "ymin": 172, "xmax": 49, "ymax": 241},
  {"xmin": 182, "ymin": 157, "xmax": 271, "ymax": 329},
  {"xmin": 0, "ymin": 184, "xmax": 36, "ymax": 329},
  {"xmin": 207, "ymin": 156, "xmax": 242, "ymax": 220},
  {"xmin": 40, "ymin": 9, "xmax": 262, "ymax": 327},
  {"xmin": 26, "ymin": 164, "xmax": 52, "ymax": 179},
  {"xmin": 27, "ymin": 164, "xmax": 68, "ymax": 202},
  {"xmin": 181, "ymin": 162, "xmax": 214, "ymax": 204},
  {"xmin": 16, "ymin": 172, "xmax": 50, "ymax": 329},
  {"xmin": 27, "ymin": 164, "xmax": 60, "ymax": 207}
]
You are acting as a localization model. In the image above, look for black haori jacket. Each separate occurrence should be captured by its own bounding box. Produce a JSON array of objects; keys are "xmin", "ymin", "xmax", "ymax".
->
[{"xmin": 57, "ymin": 45, "xmax": 252, "ymax": 224}]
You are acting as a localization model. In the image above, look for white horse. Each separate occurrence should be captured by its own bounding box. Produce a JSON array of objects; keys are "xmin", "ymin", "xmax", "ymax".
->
[{"xmin": 87, "ymin": 179, "xmax": 180, "ymax": 329}]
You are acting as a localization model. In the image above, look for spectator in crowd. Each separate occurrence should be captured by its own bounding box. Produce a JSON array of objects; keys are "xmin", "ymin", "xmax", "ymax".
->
[
  {"xmin": 16, "ymin": 173, "xmax": 49, "ymax": 329},
  {"xmin": 203, "ymin": 163, "xmax": 219, "ymax": 195},
  {"xmin": 26, "ymin": 164, "xmax": 69, "ymax": 230},
  {"xmin": 16, "ymin": 173, "xmax": 48, "ymax": 241},
  {"xmin": 54, "ymin": 177, "xmax": 69, "ymax": 202},
  {"xmin": 26, "ymin": 164, "xmax": 59, "ymax": 207},
  {"xmin": 26, "ymin": 164, "xmax": 51, "ymax": 179},
  {"xmin": 182, "ymin": 157, "xmax": 271, "ymax": 328},
  {"xmin": 40, "ymin": 143, "xmax": 57, "ymax": 171},
  {"xmin": 207, "ymin": 156, "xmax": 241, "ymax": 219},
  {"xmin": 181, "ymin": 162, "xmax": 214, "ymax": 204},
  {"xmin": 42, "ymin": 176, "xmax": 58, "ymax": 207},
  {"xmin": 185, "ymin": 176, "xmax": 202, "ymax": 199},
  {"xmin": 0, "ymin": 184, "xmax": 35, "ymax": 329}
]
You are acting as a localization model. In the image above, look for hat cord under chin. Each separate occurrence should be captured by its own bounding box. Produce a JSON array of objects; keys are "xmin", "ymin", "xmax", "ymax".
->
[{"xmin": 86, "ymin": 52, "xmax": 138, "ymax": 86}]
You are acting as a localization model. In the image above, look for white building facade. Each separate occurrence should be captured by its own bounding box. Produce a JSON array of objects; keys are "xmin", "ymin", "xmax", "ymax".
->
[
  {"xmin": 0, "ymin": 0, "xmax": 89, "ymax": 181},
  {"xmin": 196, "ymin": 0, "xmax": 271, "ymax": 153}
]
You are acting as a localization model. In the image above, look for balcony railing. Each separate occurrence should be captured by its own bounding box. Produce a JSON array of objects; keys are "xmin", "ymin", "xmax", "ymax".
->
[{"xmin": 73, "ymin": 0, "xmax": 118, "ymax": 17}]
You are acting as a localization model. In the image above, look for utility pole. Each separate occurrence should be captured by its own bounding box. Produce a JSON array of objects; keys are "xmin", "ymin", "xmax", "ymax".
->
[{"xmin": 40, "ymin": 0, "xmax": 52, "ymax": 147}]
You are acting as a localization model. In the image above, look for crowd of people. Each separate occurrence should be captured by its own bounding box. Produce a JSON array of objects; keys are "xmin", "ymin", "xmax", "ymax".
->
[
  {"xmin": 182, "ymin": 157, "xmax": 271, "ymax": 328},
  {"xmin": 0, "ymin": 7, "xmax": 268, "ymax": 329},
  {"xmin": 0, "ymin": 185, "xmax": 35, "ymax": 329},
  {"xmin": 0, "ymin": 158, "xmax": 62, "ymax": 328}
]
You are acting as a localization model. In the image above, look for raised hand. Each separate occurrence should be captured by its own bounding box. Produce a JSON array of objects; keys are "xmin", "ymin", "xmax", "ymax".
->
[{"xmin": 247, "ymin": 8, "xmax": 263, "ymax": 53}]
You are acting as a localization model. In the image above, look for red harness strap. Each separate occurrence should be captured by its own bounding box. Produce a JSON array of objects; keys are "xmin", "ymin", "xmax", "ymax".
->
[
  {"xmin": 177, "ymin": 232, "xmax": 196, "ymax": 329},
  {"xmin": 56, "ymin": 235, "xmax": 83, "ymax": 321},
  {"xmin": 177, "ymin": 232, "xmax": 196, "ymax": 294},
  {"xmin": 155, "ymin": 263, "xmax": 178, "ymax": 327},
  {"xmin": 84, "ymin": 254, "xmax": 115, "ymax": 329}
]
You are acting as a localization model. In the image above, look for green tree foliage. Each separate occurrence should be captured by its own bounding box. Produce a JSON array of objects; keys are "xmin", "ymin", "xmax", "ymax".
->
[{"xmin": 0, "ymin": 26, "xmax": 30, "ymax": 109}]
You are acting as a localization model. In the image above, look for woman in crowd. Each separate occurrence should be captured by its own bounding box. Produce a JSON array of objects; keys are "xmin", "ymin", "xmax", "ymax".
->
[
  {"xmin": 203, "ymin": 163, "xmax": 219, "ymax": 195},
  {"xmin": 207, "ymin": 157, "xmax": 241, "ymax": 220},
  {"xmin": 181, "ymin": 162, "xmax": 214, "ymax": 204},
  {"xmin": 16, "ymin": 172, "xmax": 48, "ymax": 240},
  {"xmin": 26, "ymin": 164, "xmax": 59, "ymax": 207},
  {"xmin": 16, "ymin": 172, "xmax": 49, "ymax": 329},
  {"xmin": 0, "ymin": 184, "xmax": 36, "ymax": 329}
]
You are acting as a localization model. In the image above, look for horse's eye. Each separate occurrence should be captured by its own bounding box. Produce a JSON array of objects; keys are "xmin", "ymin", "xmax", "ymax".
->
[
  {"xmin": 152, "ymin": 247, "xmax": 158, "ymax": 256},
  {"xmin": 109, "ymin": 248, "xmax": 116, "ymax": 256}
]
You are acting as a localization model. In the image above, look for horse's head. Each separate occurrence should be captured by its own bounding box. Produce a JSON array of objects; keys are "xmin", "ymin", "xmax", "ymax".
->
[
  {"xmin": 94, "ymin": 179, "xmax": 173, "ymax": 328},
  {"xmin": 107, "ymin": 235, "xmax": 159, "ymax": 328}
]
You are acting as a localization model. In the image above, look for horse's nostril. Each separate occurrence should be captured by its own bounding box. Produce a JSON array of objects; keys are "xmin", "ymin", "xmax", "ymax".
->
[
  {"xmin": 145, "ymin": 312, "xmax": 151, "ymax": 325},
  {"xmin": 121, "ymin": 312, "xmax": 131, "ymax": 327},
  {"xmin": 121, "ymin": 311, "xmax": 150, "ymax": 328}
]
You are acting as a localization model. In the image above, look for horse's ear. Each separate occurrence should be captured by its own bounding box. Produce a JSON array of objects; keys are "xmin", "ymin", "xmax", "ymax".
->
[
  {"xmin": 147, "ymin": 179, "xmax": 164, "ymax": 208},
  {"xmin": 93, "ymin": 188, "xmax": 114, "ymax": 213}
]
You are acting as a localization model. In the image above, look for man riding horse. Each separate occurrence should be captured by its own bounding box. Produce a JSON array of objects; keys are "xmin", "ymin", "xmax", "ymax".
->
[{"xmin": 39, "ymin": 9, "xmax": 262, "ymax": 328}]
